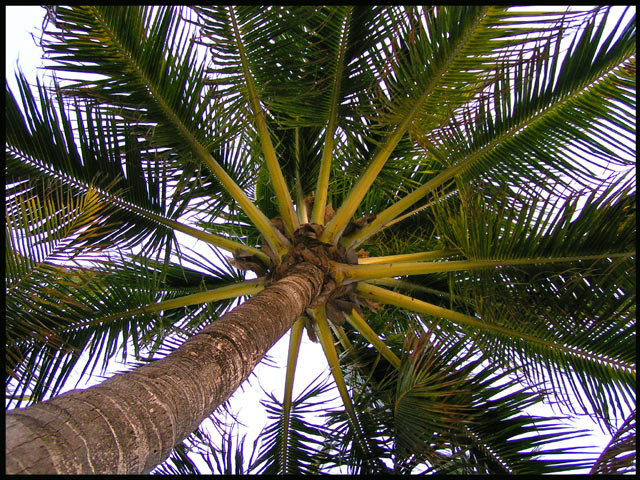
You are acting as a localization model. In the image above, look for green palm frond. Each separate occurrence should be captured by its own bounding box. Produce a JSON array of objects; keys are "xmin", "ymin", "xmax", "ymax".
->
[
  {"xmin": 323, "ymin": 6, "xmax": 596, "ymax": 243},
  {"xmin": 420, "ymin": 180, "xmax": 635, "ymax": 429},
  {"xmin": 590, "ymin": 410, "xmax": 636, "ymax": 474},
  {"xmin": 202, "ymin": 5, "xmax": 300, "ymax": 235},
  {"xmin": 347, "ymin": 7, "xmax": 635, "ymax": 248},
  {"xmin": 429, "ymin": 178, "xmax": 635, "ymax": 261},
  {"xmin": 390, "ymin": 332, "xmax": 594, "ymax": 473},
  {"xmin": 72, "ymin": 248, "xmax": 245, "ymax": 362},
  {"xmin": 194, "ymin": 6, "xmax": 385, "ymax": 129},
  {"xmin": 312, "ymin": 373, "xmax": 394, "ymax": 474},
  {"xmin": 311, "ymin": 307, "xmax": 392, "ymax": 474},
  {"xmin": 41, "ymin": 6, "xmax": 219, "ymax": 161},
  {"xmin": 251, "ymin": 373, "xmax": 333, "ymax": 474},
  {"xmin": 7, "ymin": 71, "xmax": 178, "ymax": 208},
  {"xmin": 40, "ymin": 5, "xmax": 287, "ymax": 255},
  {"xmin": 208, "ymin": 429, "xmax": 254, "ymax": 475},
  {"xmin": 5, "ymin": 176, "xmax": 124, "ymax": 401},
  {"xmin": 6, "ymin": 199, "xmax": 244, "ymax": 407},
  {"xmin": 5, "ymin": 5, "xmax": 635, "ymax": 475},
  {"xmin": 310, "ymin": 307, "xmax": 403, "ymax": 474},
  {"xmin": 436, "ymin": 7, "xmax": 635, "ymax": 190},
  {"xmin": 153, "ymin": 412, "xmax": 257, "ymax": 475},
  {"xmin": 356, "ymin": 179, "xmax": 635, "ymax": 428},
  {"xmin": 6, "ymin": 71, "xmax": 222, "ymax": 260},
  {"xmin": 192, "ymin": 6, "xmax": 400, "ymax": 225},
  {"xmin": 316, "ymin": 328, "xmax": 595, "ymax": 473}
]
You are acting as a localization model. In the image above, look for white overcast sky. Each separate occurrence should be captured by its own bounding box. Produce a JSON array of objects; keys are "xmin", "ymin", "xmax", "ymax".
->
[{"xmin": 5, "ymin": 5, "xmax": 634, "ymax": 473}]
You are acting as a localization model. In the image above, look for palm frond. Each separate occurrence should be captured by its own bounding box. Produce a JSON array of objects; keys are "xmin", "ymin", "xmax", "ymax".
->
[
  {"xmin": 323, "ymin": 6, "xmax": 597, "ymax": 244},
  {"xmin": 312, "ymin": 307, "xmax": 389, "ymax": 473},
  {"xmin": 277, "ymin": 318, "xmax": 305, "ymax": 473},
  {"xmin": 227, "ymin": 6, "xmax": 299, "ymax": 235},
  {"xmin": 387, "ymin": 331, "xmax": 594, "ymax": 473},
  {"xmin": 153, "ymin": 414, "xmax": 257, "ymax": 474},
  {"xmin": 251, "ymin": 373, "xmax": 333, "ymax": 474},
  {"xmin": 435, "ymin": 8, "xmax": 635, "ymax": 191},
  {"xmin": 40, "ymin": 5, "xmax": 288, "ymax": 256},
  {"xmin": 6, "ymin": 217, "xmax": 243, "ymax": 407},
  {"xmin": 423, "ymin": 180, "xmax": 636, "ymax": 429},
  {"xmin": 5, "ymin": 176, "xmax": 130, "ymax": 403},
  {"xmin": 6, "ymin": 72, "xmax": 181, "ymax": 258},
  {"xmin": 590, "ymin": 410, "xmax": 636, "ymax": 474},
  {"xmin": 347, "ymin": 6, "xmax": 635, "ymax": 248}
]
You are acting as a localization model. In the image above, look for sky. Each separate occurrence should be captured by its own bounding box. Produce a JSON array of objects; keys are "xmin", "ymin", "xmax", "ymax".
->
[{"xmin": 5, "ymin": 5, "xmax": 634, "ymax": 474}]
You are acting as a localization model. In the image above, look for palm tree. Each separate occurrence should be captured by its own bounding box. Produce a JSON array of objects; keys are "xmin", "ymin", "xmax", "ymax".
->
[{"xmin": 5, "ymin": 5, "xmax": 635, "ymax": 474}]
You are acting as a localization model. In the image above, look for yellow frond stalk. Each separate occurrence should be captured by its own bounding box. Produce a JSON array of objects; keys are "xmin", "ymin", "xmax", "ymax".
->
[
  {"xmin": 68, "ymin": 279, "xmax": 267, "ymax": 330},
  {"xmin": 312, "ymin": 307, "xmax": 360, "ymax": 429},
  {"xmin": 358, "ymin": 249, "xmax": 458, "ymax": 265},
  {"xmin": 334, "ymin": 253, "xmax": 634, "ymax": 284},
  {"xmin": 229, "ymin": 6, "xmax": 299, "ymax": 237},
  {"xmin": 358, "ymin": 282, "xmax": 637, "ymax": 374},
  {"xmin": 346, "ymin": 309, "xmax": 401, "ymax": 369},
  {"xmin": 280, "ymin": 317, "xmax": 305, "ymax": 472},
  {"xmin": 345, "ymin": 167, "xmax": 463, "ymax": 249},
  {"xmin": 311, "ymin": 8, "xmax": 353, "ymax": 225}
]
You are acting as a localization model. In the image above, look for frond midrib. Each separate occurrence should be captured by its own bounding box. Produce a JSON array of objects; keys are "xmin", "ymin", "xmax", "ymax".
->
[
  {"xmin": 7, "ymin": 144, "xmax": 270, "ymax": 263},
  {"xmin": 312, "ymin": 7, "xmax": 353, "ymax": 225}
]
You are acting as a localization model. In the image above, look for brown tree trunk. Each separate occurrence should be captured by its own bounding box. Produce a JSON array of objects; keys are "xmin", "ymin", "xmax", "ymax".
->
[{"xmin": 5, "ymin": 262, "xmax": 324, "ymax": 474}]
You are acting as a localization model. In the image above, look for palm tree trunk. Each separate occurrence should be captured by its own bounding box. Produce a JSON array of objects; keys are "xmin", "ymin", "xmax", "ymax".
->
[{"xmin": 5, "ymin": 262, "xmax": 324, "ymax": 474}]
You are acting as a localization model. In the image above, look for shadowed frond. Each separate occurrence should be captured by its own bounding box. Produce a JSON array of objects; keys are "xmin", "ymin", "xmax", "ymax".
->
[
  {"xmin": 346, "ymin": 7, "xmax": 635, "ymax": 248},
  {"xmin": 424, "ymin": 180, "xmax": 636, "ymax": 429},
  {"xmin": 40, "ymin": 5, "xmax": 288, "ymax": 255},
  {"xmin": 391, "ymin": 332, "xmax": 597, "ymax": 473},
  {"xmin": 251, "ymin": 373, "xmax": 333, "ymax": 474},
  {"xmin": 590, "ymin": 410, "xmax": 636, "ymax": 474}
]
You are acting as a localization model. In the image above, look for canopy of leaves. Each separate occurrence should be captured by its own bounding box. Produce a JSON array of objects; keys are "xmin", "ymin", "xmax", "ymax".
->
[{"xmin": 5, "ymin": 5, "xmax": 635, "ymax": 474}]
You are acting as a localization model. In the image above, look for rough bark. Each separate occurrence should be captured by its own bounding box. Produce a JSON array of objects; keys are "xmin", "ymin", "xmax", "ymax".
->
[{"xmin": 5, "ymin": 262, "xmax": 324, "ymax": 474}]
